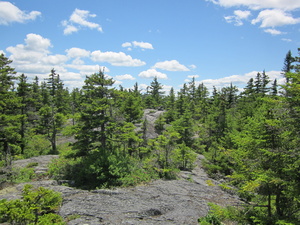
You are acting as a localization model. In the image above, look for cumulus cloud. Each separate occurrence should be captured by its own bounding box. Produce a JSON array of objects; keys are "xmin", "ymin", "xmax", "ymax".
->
[
  {"xmin": 225, "ymin": 10, "xmax": 251, "ymax": 26},
  {"xmin": 209, "ymin": 0, "xmax": 300, "ymax": 36},
  {"xmin": 195, "ymin": 70, "xmax": 284, "ymax": 93},
  {"xmin": 0, "ymin": 1, "xmax": 41, "ymax": 25},
  {"xmin": 91, "ymin": 50, "xmax": 146, "ymax": 67},
  {"xmin": 6, "ymin": 33, "xmax": 52, "ymax": 64},
  {"xmin": 62, "ymin": 9, "xmax": 103, "ymax": 35},
  {"xmin": 208, "ymin": 0, "xmax": 300, "ymax": 11},
  {"xmin": 122, "ymin": 42, "xmax": 132, "ymax": 48},
  {"xmin": 115, "ymin": 74, "xmax": 135, "ymax": 80},
  {"xmin": 122, "ymin": 41, "xmax": 154, "ymax": 50},
  {"xmin": 138, "ymin": 69, "xmax": 168, "ymax": 79},
  {"xmin": 132, "ymin": 41, "xmax": 154, "ymax": 49},
  {"xmin": 65, "ymin": 64, "xmax": 104, "ymax": 74},
  {"xmin": 66, "ymin": 47, "xmax": 90, "ymax": 58},
  {"xmin": 4, "ymin": 33, "xmax": 114, "ymax": 90},
  {"xmin": 252, "ymin": 9, "xmax": 300, "ymax": 27},
  {"xmin": 264, "ymin": 28, "xmax": 285, "ymax": 35},
  {"xmin": 153, "ymin": 60, "xmax": 189, "ymax": 71}
]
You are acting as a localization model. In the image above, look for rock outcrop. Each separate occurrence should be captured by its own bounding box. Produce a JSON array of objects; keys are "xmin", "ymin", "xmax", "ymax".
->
[{"xmin": 0, "ymin": 154, "xmax": 240, "ymax": 225}]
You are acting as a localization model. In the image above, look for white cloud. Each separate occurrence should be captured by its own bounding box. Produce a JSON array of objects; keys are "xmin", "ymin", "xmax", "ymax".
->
[
  {"xmin": 209, "ymin": 0, "xmax": 300, "ymax": 36},
  {"xmin": 91, "ymin": 50, "xmax": 146, "ymax": 66},
  {"xmin": 189, "ymin": 64, "xmax": 197, "ymax": 70},
  {"xmin": 6, "ymin": 34, "xmax": 51, "ymax": 64},
  {"xmin": 153, "ymin": 60, "xmax": 189, "ymax": 71},
  {"xmin": 122, "ymin": 42, "xmax": 132, "ymax": 48},
  {"xmin": 115, "ymin": 74, "xmax": 135, "ymax": 80},
  {"xmin": 264, "ymin": 28, "xmax": 285, "ymax": 35},
  {"xmin": 162, "ymin": 85, "xmax": 172, "ymax": 94},
  {"xmin": 281, "ymin": 38, "xmax": 292, "ymax": 42},
  {"xmin": 132, "ymin": 41, "xmax": 154, "ymax": 49},
  {"xmin": 62, "ymin": 8, "xmax": 103, "ymax": 35},
  {"xmin": 41, "ymin": 54, "xmax": 68, "ymax": 65},
  {"xmin": 122, "ymin": 41, "xmax": 154, "ymax": 50},
  {"xmin": 62, "ymin": 24, "xmax": 78, "ymax": 35},
  {"xmin": 252, "ymin": 9, "xmax": 300, "ymax": 27},
  {"xmin": 66, "ymin": 47, "xmax": 90, "ymax": 58},
  {"xmin": 234, "ymin": 10, "xmax": 251, "ymax": 19},
  {"xmin": 66, "ymin": 64, "xmax": 108, "ymax": 74},
  {"xmin": 225, "ymin": 10, "xmax": 251, "ymax": 26},
  {"xmin": 196, "ymin": 70, "xmax": 284, "ymax": 93},
  {"xmin": 138, "ymin": 69, "xmax": 168, "ymax": 79},
  {"xmin": 4, "ymin": 33, "xmax": 112, "ymax": 90},
  {"xmin": 0, "ymin": 1, "xmax": 41, "ymax": 25},
  {"xmin": 208, "ymin": 0, "xmax": 300, "ymax": 11}
]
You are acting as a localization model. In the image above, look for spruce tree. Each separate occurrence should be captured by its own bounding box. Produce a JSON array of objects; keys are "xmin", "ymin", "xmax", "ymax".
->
[
  {"xmin": 73, "ymin": 69, "xmax": 115, "ymax": 157},
  {"xmin": 0, "ymin": 54, "xmax": 20, "ymax": 166}
]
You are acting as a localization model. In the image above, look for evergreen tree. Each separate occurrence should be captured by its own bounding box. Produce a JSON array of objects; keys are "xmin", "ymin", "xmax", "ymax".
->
[
  {"xmin": 38, "ymin": 69, "xmax": 65, "ymax": 154},
  {"xmin": 270, "ymin": 79, "xmax": 278, "ymax": 96},
  {"xmin": 0, "ymin": 54, "xmax": 20, "ymax": 166},
  {"xmin": 72, "ymin": 69, "xmax": 115, "ymax": 157},
  {"xmin": 164, "ymin": 87, "xmax": 177, "ymax": 123},
  {"xmin": 16, "ymin": 74, "xmax": 33, "ymax": 154},
  {"xmin": 146, "ymin": 77, "xmax": 164, "ymax": 109},
  {"xmin": 121, "ymin": 92, "xmax": 143, "ymax": 123}
]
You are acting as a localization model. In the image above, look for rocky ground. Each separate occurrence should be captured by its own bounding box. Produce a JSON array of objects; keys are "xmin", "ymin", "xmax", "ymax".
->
[
  {"xmin": 0, "ymin": 154, "xmax": 240, "ymax": 225},
  {"xmin": 0, "ymin": 110, "xmax": 240, "ymax": 224}
]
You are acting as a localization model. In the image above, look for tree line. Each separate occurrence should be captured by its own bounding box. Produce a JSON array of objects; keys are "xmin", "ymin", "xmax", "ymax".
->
[{"xmin": 0, "ymin": 48, "xmax": 299, "ymax": 224}]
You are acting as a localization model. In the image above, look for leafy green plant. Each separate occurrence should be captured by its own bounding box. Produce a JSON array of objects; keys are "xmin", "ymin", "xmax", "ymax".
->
[
  {"xmin": 198, "ymin": 203, "xmax": 241, "ymax": 225},
  {"xmin": 24, "ymin": 134, "xmax": 51, "ymax": 158},
  {"xmin": 0, "ymin": 184, "xmax": 64, "ymax": 224},
  {"xmin": 26, "ymin": 162, "xmax": 39, "ymax": 168},
  {"xmin": 12, "ymin": 167, "xmax": 36, "ymax": 183}
]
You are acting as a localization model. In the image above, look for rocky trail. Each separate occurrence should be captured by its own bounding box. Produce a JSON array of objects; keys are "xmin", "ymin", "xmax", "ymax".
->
[{"xmin": 0, "ymin": 154, "xmax": 240, "ymax": 225}]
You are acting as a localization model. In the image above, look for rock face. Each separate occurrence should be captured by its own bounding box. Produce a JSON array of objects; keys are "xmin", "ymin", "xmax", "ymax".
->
[
  {"xmin": 59, "ymin": 155, "xmax": 239, "ymax": 225},
  {"xmin": 1, "ymin": 155, "xmax": 240, "ymax": 225},
  {"xmin": 135, "ymin": 109, "xmax": 165, "ymax": 140}
]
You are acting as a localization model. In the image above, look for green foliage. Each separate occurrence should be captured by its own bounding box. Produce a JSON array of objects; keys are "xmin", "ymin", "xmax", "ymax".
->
[
  {"xmin": 0, "ymin": 184, "xmax": 64, "ymax": 225},
  {"xmin": 24, "ymin": 134, "xmax": 51, "ymax": 158},
  {"xmin": 198, "ymin": 203, "xmax": 241, "ymax": 225},
  {"xmin": 35, "ymin": 213, "xmax": 66, "ymax": 225},
  {"xmin": 12, "ymin": 167, "xmax": 36, "ymax": 183}
]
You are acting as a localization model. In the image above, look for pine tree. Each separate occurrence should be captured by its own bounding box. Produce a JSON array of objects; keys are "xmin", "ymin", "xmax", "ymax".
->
[
  {"xmin": 73, "ymin": 69, "xmax": 115, "ymax": 157},
  {"xmin": 146, "ymin": 77, "xmax": 164, "ymax": 109},
  {"xmin": 38, "ymin": 69, "xmax": 65, "ymax": 154},
  {"xmin": 16, "ymin": 74, "xmax": 33, "ymax": 154},
  {"xmin": 282, "ymin": 50, "xmax": 293, "ymax": 83},
  {"xmin": 0, "ymin": 54, "xmax": 20, "ymax": 166},
  {"xmin": 121, "ymin": 92, "xmax": 143, "ymax": 123}
]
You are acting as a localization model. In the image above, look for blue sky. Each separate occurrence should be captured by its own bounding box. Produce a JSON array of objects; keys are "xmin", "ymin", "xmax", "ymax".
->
[{"xmin": 1, "ymin": 0, "xmax": 300, "ymax": 93}]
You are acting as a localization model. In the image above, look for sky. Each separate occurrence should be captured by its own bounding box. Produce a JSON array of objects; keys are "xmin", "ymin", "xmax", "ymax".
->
[{"xmin": 1, "ymin": 0, "xmax": 300, "ymax": 94}]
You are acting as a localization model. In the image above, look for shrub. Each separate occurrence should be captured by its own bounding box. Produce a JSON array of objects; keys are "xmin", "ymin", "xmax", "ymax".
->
[
  {"xmin": 12, "ymin": 167, "xmax": 36, "ymax": 183},
  {"xmin": 24, "ymin": 135, "xmax": 51, "ymax": 158},
  {"xmin": 0, "ymin": 184, "xmax": 64, "ymax": 224}
]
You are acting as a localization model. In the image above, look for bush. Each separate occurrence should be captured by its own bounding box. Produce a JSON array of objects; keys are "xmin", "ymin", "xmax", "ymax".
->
[
  {"xmin": 0, "ymin": 184, "xmax": 64, "ymax": 224},
  {"xmin": 24, "ymin": 134, "xmax": 51, "ymax": 158},
  {"xmin": 198, "ymin": 203, "xmax": 241, "ymax": 225},
  {"xmin": 12, "ymin": 167, "xmax": 36, "ymax": 183}
]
